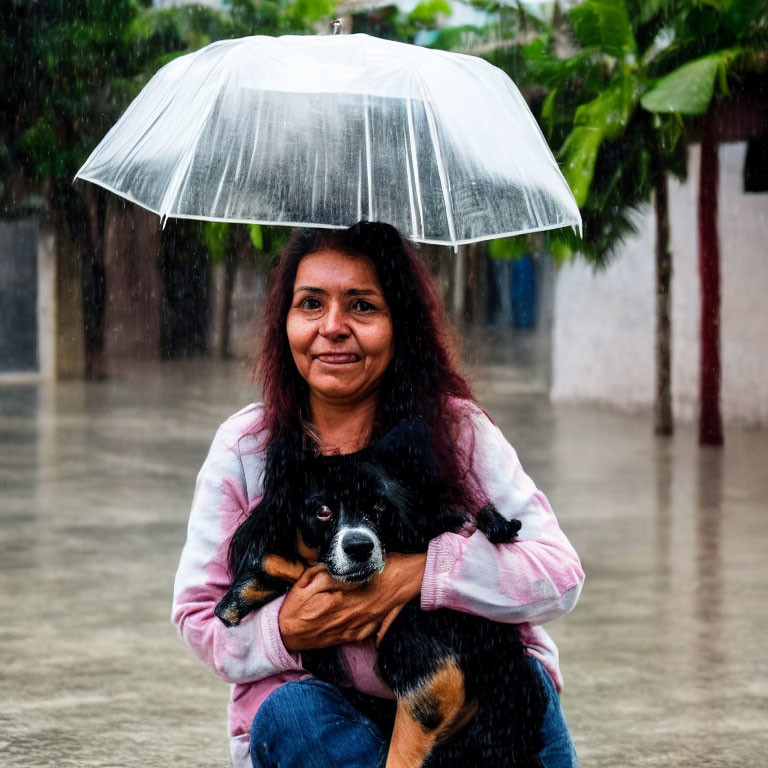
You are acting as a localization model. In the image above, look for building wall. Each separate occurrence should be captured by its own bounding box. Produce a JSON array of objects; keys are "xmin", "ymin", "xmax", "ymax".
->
[
  {"xmin": 551, "ymin": 142, "xmax": 768, "ymax": 427},
  {"xmin": 0, "ymin": 219, "xmax": 56, "ymax": 380},
  {"xmin": 0, "ymin": 220, "xmax": 39, "ymax": 373}
]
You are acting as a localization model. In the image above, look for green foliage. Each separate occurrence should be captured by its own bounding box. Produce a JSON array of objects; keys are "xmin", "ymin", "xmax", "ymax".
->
[
  {"xmin": 520, "ymin": 1, "xmax": 655, "ymax": 261},
  {"xmin": 203, "ymin": 221, "xmax": 230, "ymax": 264},
  {"xmin": 525, "ymin": 0, "xmax": 768, "ymax": 265},
  {"xmin": 0, "ymin": 0, "xmax": 326, "ymax": 205},
  {"xmin": 249, "ymin": 224, "xmax": 291, "ymax": 273},
  {"xmin": 642, "ymin": 51, "xmax": 734, "ymax": 115},
  {"xmin": 408, "ymin": 0, "xmax": 452, "ymax": 30},
  {"xmin": 203, "ymin": 221, "xmax": 291, "ymax": 271},
  {"xmin": 559, "ymin": 127, "xmax": 603, "ymax": 208},
  {"xmin": 558, "ymin": 72, "xmax": 642, "ymax": 208},
  {"xmin": 427, "ymin": 24, "xmax": 492, "ymax": 53},
  {"xmin": 575, "ymin": 75, "xmax": 637, "ymax": 140},
  {"xmin": 1, "ymin": 2, "xmax": 140, "ymax": 204},
  {"xmin": 249, "ymin": 224, "xmax": 265, "ymax": 251},
  {"xmin": 284, "ymin": 0, "xmax": 336, "ymax": 28},
  {"xmin": 230, "ymin": 0, "xmax": 285, "ymax": 32},
  {"xmin": 644, "ymin": 0, "xmax": 767, "ymax": 78},
  {"xmin": 568, "ymin": 0, "xmax": 637, "ymax": 56},
  {"xmin": 488, "ymin": 235, "xmax": 530, "ymax": 261}
]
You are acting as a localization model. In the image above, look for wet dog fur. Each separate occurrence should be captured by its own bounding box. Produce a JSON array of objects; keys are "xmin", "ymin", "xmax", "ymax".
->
[{"xmin": 215, "ymin": 419, "xmax": 547, "ymax": 768}]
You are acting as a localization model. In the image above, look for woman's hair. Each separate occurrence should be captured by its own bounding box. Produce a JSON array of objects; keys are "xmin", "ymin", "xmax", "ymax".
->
[{"xmin": 253, "ymin": 220, "xmax": 479, "ymax": 508}]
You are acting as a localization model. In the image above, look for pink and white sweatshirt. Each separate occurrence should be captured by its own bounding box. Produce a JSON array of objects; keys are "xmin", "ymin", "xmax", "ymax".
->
[{"xmin": 172, "ymin": 399, "xmax": 584, "ymax": 768}]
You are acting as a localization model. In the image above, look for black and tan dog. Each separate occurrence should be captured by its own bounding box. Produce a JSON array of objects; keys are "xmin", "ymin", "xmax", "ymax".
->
[{"xmin": 216, "ymin": 420, "xmax": 547, "ymax": 768}]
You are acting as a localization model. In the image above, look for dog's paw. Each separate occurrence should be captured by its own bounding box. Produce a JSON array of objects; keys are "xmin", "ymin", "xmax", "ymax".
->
[
  {"xmin": 215, "ymin": 578, "xmax": 283, "ymax": 627},
  {"xmin": 214, "ymin": 596, "xmax": 243, "ymax": 627}
]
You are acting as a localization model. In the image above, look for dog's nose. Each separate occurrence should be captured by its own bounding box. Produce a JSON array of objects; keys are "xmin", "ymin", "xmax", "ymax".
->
[{"xmin": 341, "ymin": 531, "xmax": 375, "ymax": 562}]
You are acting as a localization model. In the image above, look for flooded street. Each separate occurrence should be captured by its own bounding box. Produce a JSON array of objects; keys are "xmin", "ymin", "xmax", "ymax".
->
[{"xmin": 1, "ymin": 360, "xmax": 767, "ymax": 767}]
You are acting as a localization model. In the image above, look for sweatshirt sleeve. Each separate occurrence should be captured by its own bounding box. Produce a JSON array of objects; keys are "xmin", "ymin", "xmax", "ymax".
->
[
  {"xmin": 420, "ymin": 404, "xmax": 584, "ymax": 625},
  {"xmin": 171, "ymin": 407, "xmax": 304, "ymax": 684}
]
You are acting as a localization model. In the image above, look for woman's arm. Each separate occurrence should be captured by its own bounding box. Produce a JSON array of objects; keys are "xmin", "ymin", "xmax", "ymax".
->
[
  {"xmin": 420, "ymin": 404, "xmax": 584, "ymax": 625},
  {"xmin": 277, "ymin": 553, "xmax": 427, "ymax": 651},
  {"xmin": 171, "ymin": 407, "xmax": 304, "ymax": 684}
]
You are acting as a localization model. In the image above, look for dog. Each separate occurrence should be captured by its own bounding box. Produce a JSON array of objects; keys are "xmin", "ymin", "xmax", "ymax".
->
[{"xmin": 215, "ymin": 419, "xmax": 547, "ymax": 768}]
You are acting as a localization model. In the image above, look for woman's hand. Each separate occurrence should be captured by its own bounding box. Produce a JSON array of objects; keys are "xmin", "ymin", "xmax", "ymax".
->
[{"xmin": 278, "ymin": 552, "xmax": 427, "ymax": 652}]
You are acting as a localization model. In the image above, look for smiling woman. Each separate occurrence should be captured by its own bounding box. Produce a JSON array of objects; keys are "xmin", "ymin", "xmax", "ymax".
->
[
  {"xmin": 171, "ymin": 221, "xmax": 583, "ymax": 768},
  {"xmin": 286, "ymin": 250, "xmax": 395, "ymax": 451}
]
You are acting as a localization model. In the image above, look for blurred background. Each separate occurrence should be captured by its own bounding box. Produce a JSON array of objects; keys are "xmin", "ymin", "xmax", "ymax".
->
[
  {"xmin": 1, "ymin": 2, "xmax": 767, "ymax": 766},
  {"xmin": 1, "ymin": 0, "xmax": 766, "ymax": 436}
]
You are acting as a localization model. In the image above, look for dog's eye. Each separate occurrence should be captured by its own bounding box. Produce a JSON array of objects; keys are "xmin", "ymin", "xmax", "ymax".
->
[{"xmin": 316, "ymin": 505, "xmax": 333, "ymax": 521}]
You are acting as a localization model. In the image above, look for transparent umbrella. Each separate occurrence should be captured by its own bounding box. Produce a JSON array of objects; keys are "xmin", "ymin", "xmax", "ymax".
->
[{"xmin": 75, "ymin": 33, "xmax": 580, "ymax": 247}]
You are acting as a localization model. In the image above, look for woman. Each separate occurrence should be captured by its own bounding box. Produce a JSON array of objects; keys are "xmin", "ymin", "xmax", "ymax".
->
[{"xmin": 172, "ymin": 222, "xmax": 584, "ymax": 768}]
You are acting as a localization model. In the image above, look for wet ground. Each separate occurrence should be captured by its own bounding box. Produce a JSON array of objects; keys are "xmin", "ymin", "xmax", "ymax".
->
[{"xmin": 1, "ymin": 359, "xmax": 767, "ymax": 767}]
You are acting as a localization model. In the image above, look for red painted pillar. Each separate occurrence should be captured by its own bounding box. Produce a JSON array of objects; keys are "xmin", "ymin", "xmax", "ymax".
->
[{"xmin": 698, "ymin": 115, "xmax": 723, "ymax": 446}]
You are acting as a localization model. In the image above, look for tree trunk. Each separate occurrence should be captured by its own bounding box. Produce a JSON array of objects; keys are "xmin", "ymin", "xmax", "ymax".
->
[
  {"xmin": 698, "ymin": 115, "xmax": 724, "ymax": 446},
  {"xmin": 81, "ymin": 185, "xmax": 107, "ymax": 379},
  {"xmin": 467, "ymin": 242, "xmax": 485, "ymax": 325},
  {"xmin": 210, "ymin": 229, "xmax": 241, "ymax": 359},
  {"xmin": 653, "ymin": 148, "xmax": 673, "ymax": 435},
  {"xmin": 53, "ymin": 180, "xmax": 107, "ymax": 379},
  {"xmin": 49, "ymin": 193, "xmax": 86, "ymax": 379},
  {"xmin": 210, "ymin": 261, "xmax": 231, "ymax": 358}
]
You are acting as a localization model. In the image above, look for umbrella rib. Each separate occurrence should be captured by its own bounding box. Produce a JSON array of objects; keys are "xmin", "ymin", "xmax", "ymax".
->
[
  {"xmin": 413, "ymin": 70, "xmax": 457, "ymax": 246},
  {"xmin": 158, "ymin": 53, "xmax": 231, "ymax": 220},
  {"xmin": 357, "ymin": 152, "xmax": 363, "ymax": 222},
  {"xmin": 403, "ymin": 127, "xmax": 418, "ymax": 241},
  {"xmin": 363, "ymin": 93, "xmax": 374, "ymax": 221},
  {"xmin": 245, "ymin": 91, "xmax": 264, "ymax": 207},
  {"xmin": 405, "ymin": 97, "xmax": 424, "ymax": 240}
]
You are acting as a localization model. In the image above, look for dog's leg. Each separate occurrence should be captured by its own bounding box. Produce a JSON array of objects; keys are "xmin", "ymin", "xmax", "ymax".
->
[
  {"xmin": 215, "ymin": 574, "xmax": 281, "ymax": 627},
  {"xmin": 262, "ymin": 555, "xmax": 306, "ymax": 582},
  {"xmin": 385, "ymin": 658, "xmax": 476, "ymax": 768},
  {"xmin": 215, "ymin": 556, "xmax": 306, "ymax": 627}
]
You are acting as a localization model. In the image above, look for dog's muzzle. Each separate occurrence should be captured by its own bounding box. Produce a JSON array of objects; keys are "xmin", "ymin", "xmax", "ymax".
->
[
  {"xmin": 327, "ymin": 526, "xmax": 384, "ymax": 583},
  {"xmin": 342, "ymin": 531, "xmax": 375, "ymax": 562}
]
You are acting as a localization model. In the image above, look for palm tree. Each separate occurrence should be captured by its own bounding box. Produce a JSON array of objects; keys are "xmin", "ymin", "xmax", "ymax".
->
[
  {"xmin": 640, "ymin": 1, "xmax": 768, "ymax": 444},
  {"xmin": 525, "ymin": 0, "xmax": 687, "ymax": 435}
]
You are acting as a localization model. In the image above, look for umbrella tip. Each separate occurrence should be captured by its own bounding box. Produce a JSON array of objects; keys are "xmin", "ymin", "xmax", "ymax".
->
[{"xmin": 331, "ymin": 18, "xmax": 343, "ymax": 35}]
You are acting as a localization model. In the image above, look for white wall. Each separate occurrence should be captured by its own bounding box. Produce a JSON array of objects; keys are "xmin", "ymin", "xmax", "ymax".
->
[{"xmin": 552, "ymin": 142, "xmax": 768, "ymax": 427}]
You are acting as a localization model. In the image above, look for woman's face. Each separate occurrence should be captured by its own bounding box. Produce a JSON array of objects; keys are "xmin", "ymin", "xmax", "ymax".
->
[{"xmin": 286, "ymin": 249, "xmax": 395, "ymax": 408}]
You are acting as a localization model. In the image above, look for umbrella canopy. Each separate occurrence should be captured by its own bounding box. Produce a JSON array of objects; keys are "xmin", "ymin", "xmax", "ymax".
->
[{"xmin": 76, "ymin": 33, "xmax": 580, "ymax": 247}]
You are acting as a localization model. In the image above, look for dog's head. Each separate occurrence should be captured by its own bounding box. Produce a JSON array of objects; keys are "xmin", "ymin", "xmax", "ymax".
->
[{"xmin": 298, "ymin": 419, "xmax": 467, "ymax": 584}]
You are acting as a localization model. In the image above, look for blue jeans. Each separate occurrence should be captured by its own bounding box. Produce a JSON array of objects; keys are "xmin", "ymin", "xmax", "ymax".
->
[{"xmin": 250, "ymin": 658, "xmax": 578, "ymax": 768}]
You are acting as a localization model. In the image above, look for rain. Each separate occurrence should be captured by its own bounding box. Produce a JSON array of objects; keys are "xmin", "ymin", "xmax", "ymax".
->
[{"xmin": 1, "ymin": 1, "xmax": 767, "ymax": 767}]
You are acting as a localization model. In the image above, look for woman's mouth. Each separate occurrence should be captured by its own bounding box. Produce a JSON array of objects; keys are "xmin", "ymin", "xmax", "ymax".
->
[{"xmin": 314, "ymin": 353, "xmax": 361, "ymax": 365}]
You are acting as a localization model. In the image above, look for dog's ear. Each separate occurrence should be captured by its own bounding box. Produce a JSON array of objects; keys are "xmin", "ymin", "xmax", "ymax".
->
[
  {"xmin": 227, "ymin": 428, "xmax": 303, "ymax": 577},
  {"xmin": 371, "ymin": 418, "xmax": 439, "ymax": 483}
]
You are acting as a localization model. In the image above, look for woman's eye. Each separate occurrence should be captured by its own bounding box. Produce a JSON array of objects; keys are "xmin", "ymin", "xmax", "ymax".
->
[
  {"xmin": 316, "ymin": 505, "xmax": 333, "ymax": 521},
  {"xmin": 299, "ymin": 297, "xmax": 322, "ymax": 310},
  {"xmin": 352, "ymin": 299, "xmax": 375, "ymax": 312}
]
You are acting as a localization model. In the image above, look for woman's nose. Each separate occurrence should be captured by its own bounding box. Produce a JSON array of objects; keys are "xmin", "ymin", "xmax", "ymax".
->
[{"xmin": 319, "ymin": 302, "xmax": 349, "ymax": 337}]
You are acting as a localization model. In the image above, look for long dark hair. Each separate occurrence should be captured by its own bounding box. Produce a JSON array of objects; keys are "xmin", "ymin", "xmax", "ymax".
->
[{"xmin": 251, "ymin": 221, "xmax": 481, "ymax": 510}]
